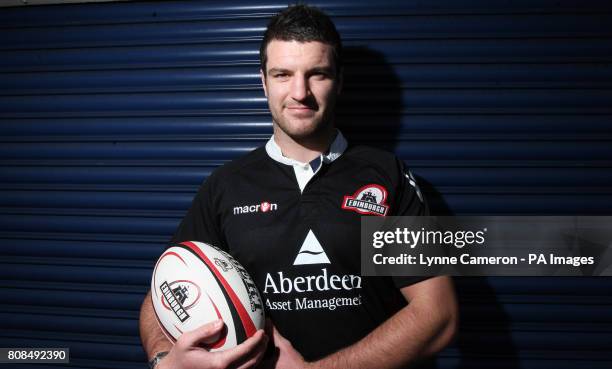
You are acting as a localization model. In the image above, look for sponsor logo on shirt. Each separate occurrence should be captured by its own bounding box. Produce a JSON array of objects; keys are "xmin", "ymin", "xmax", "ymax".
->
[
  {"xmin": 293, "ymin": 230, "xmax": 330, "ymax": 265},
  {"xmin": 342, "ymin": 184, "xmax": 389, "ymax": 216},
  {"xmin": 263, "ymin": 229, "xmax": 362, "ymax": 312},
  {"xmin": 233, "ymin": 201, "xmax": 278, "ymax": 215}
]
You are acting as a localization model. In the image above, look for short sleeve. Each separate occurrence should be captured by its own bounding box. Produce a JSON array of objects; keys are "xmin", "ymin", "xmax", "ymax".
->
[
  {"xmin": 391, "ymin": 157, "xmax": 432, "ymax": 288},
  {"xmin": 169, "ymin": 174, "xmax": 226, "ymax": 250}
]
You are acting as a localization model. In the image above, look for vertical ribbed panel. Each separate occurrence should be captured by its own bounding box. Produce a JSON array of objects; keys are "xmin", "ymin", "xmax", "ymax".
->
[{"xmin": 0, "ymin": 1, "xmax": 611, "ymax": 368}]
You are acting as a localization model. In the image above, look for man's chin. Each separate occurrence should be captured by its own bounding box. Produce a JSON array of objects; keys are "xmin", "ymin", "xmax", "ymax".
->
[
  {"xmin": 278, "ymin": 120, "xmax": 321, "ymax": 138},
  {"xmin": 285, "ymin": 129, "xmax": 319, "ymax": 141}
]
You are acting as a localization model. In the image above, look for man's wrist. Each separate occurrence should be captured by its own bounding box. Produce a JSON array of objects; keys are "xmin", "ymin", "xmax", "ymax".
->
[{"xmin": 148, "ymin": 351, "xmax": 169, "ymax": 369}]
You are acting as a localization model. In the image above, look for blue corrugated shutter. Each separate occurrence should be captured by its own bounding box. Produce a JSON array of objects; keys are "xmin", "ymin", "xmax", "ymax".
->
[{"xmin": 1, "ymin": 1, "xmax": 611, "ymax": 368}]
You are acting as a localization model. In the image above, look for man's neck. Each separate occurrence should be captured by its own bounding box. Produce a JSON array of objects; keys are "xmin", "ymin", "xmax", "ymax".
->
[{"xmin": 273, "ymin": 126, "xmax": 336, "ymax": 163}]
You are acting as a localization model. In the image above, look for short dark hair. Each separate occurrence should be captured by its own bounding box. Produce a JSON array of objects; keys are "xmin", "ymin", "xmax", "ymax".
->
[{"xmin": 260, "ymin": 4, "xmax": 342, "ymax": 75}]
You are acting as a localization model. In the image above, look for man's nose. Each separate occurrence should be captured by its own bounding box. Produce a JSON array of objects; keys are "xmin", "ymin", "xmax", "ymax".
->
[{"xmin": 290, "ymin": 75, "xmax": 309, "ymax": 101}]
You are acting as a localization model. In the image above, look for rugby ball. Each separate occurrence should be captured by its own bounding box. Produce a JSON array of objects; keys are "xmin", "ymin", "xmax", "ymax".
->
[{"xmin": 151, "ymin": 241, "xmax": 265, "ymax": 351}]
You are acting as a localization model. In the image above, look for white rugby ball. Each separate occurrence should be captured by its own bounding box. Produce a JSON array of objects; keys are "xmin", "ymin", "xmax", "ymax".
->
[{"xmin": 151, "ymin": 241, "xmax": 265, "ymax": 351}]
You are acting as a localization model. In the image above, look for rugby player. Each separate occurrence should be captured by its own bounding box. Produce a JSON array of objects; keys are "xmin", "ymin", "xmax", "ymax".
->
[{"xmin": 139, "ymin": 5, "xmax": 458, "ymax": 369}]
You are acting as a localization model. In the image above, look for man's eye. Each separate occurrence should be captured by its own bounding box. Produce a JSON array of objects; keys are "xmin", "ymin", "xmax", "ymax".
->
[
  {"xmin": 311, "ymin": 73, "xmax": 329, "ymax": 80},
  {"xmin": 274, "ymin": 73, "xmax": 288, "ymax": 78}
]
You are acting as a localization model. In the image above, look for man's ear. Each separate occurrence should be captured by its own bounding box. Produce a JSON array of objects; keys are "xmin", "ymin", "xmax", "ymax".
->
[{"xmin": 260, "ymin": 69, "xmax": 268, "ymax": 97}]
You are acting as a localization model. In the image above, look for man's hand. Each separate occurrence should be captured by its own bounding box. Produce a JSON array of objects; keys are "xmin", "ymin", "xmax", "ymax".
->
[
  {"xmin": 259, "ymin": 320, "xmax": 309, "ymax": 369},
  {"xmin": 258, "ymin": 277, "xmax": 457, "ymax": 369},
  {"xmin": 157, "ymin": 319, "xmax": 268, "ymax": 369},
  {"xmin": 140, "ymin": 290, "xmax": 268, "ymax": 369},
  {"xmin": 259, "ymin": 276, "xmax": 457, "ymax": 369}
]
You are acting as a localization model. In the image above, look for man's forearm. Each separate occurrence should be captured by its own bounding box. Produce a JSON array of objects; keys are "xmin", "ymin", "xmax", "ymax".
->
[
  {"xmin": 139, "ymin": 290, "xmax": 173, "ymax": 360},
  {"xmin": 311, "ymin": 277, "xmax": 458, "ymax": 369}
]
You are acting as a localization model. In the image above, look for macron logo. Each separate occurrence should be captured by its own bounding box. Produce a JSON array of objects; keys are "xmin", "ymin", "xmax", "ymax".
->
[
  {"xmin": 293, "ymin": 230, "xmax": 331, "ymax": 266},
  {"xmin": 233, "ymin": 201, "xmax": 278, "ymax": 215}
]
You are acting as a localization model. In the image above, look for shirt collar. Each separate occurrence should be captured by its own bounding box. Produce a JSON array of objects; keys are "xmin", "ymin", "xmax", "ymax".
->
[{"xmin": 265, "ymin": 130, "xmax": 348, "ymax": 168}]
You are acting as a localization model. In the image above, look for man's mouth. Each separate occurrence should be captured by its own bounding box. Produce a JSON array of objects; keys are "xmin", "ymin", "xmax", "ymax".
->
[
  {"xmin": 287, "ymin": 105, "xmax": 314, "ymax": 110},
  {"xmin": 286, "ymin": 105, "xmax": 316, "ymax": 116}
]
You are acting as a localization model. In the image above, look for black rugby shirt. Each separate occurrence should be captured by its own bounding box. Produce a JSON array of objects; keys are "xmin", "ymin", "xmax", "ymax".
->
[{"xmin": 171, "ymin": 132, "xmax": 429, "ymax": 360}]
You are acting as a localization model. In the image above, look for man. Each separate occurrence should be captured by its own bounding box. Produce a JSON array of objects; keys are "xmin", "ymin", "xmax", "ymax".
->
[{"xmin": 139, "ymin": 5, "xmax": 458, "ymax": 369}]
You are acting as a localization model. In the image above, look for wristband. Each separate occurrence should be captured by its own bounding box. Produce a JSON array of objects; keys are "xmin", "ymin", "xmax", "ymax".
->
[{"xmin": 148, "ymin": 351, "xmax": 169, "ymax": 369}]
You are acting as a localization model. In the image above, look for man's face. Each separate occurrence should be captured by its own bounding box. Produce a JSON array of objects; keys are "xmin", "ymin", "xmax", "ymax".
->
[{"xmin": 261, "ymin": 40, "xmax": 341, "ymax": 140}]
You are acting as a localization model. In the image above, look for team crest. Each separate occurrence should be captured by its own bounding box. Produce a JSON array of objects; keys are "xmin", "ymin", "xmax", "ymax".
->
[
  {"xmin": 160, "ymin": 280, "xmax": 202, "ymax": 322},
  {"xmin": 342, "ymin": 184, "xmax": 389, "ymax": 216}
]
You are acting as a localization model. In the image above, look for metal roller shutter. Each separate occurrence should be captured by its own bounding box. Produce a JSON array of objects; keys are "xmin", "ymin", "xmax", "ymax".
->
[{"xmin": 1, "ymin": 1, "xmax": 611, "ymax": 368}]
